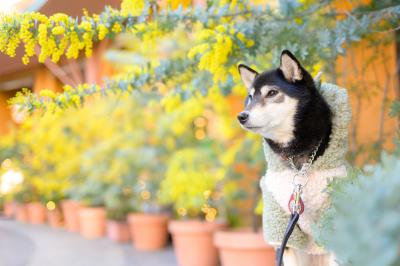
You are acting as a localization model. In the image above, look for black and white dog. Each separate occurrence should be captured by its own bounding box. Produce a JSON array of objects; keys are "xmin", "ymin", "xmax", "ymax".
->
[{"xmin": 237, "ymin": 50, "xmax": 346, "ymax": 266}]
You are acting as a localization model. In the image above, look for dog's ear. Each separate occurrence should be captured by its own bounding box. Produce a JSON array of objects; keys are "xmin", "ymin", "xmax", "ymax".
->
[
  {"xmin": 314, "ymin": 71, "xmax": 323, "ymax": 88},
  {"xmin": 280, "ymin": 50, "xmax": 303, "ymax": 82},
  {"xmin": 238, "ymin": 64, "xmax": 258, "ymax": 90}
]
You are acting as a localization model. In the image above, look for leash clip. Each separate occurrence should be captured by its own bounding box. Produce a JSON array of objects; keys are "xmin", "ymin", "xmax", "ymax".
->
[{"xmin": 288, "ymin": 184, "xmax": 304, "ymax": 215}]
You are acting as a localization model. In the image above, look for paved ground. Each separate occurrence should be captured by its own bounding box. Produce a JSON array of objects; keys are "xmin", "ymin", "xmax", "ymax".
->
[{"xmin": 0, "ymin": 218, "xmax": 177, "ymax": 266}]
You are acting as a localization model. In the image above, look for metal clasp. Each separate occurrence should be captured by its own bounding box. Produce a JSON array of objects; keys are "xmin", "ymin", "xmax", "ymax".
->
[{"xmin": 289, "ymin": 184, "xmax": 304, "ymax": 215}]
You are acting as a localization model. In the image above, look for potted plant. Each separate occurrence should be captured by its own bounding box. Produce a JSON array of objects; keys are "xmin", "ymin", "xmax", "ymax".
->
[
  {"xmin": 79, "ymin": 206, "xmax": 106, "ymax": 239},
  {"xmin": 15, "ymin": 202, "xmax": 29, "ymax": 222},
  {"xmin": 127, "ymin": 210, "xmax": 170, "ymax": 251},
  {"xmin": 76, "ymin": 143, "xmax": 133, "ymax": 242},
  {"xmin": 13, "ymin": 183, "xmax": 32, "ymax": 223},
  {"xmin": 108, "ymin": 98, "xmax": 172, "ymax": 251},
  {"xmin": 3, "ymin": 200, "xmax": 15, "ymax": 218},
  {"xmin": 70, "ymin": 141, "xmax": 112, "ymax": 239},
  {"xmin": 26, "ymin": 200, "xmax": 47, "ymax": 224},
  {"xmin": 213, "ymin": 138, "xmax": 275, "ymax": 266},
  {"xmin": 86, "ymin": 132, "xmax": 170, "ymax": 250},
  {"xmin": 214, "ymin": 194, "xmax": 275, "ymax": 266},
  {"xmin": 46, "ymin": 202, "xmax": 63, "ymax": 228},
  {"xmin": 12, "ymin": 178, "xmax": 44, "ymax": 224},
  {"xmin": 73, "ymin": 122, "xmax": 151, "ymax": 241},
  {"xmin": 31, "ymin": 167, "xmax": 71, "ymax": 229},
  {"xmin": 104, "ymin": 182, "xmax": 134, "ymax": 243},
  {"xmin": 126, "ymin": 146, "xmax": 170, "ymax": 251},
  {"xmin": 18, "ymin": 179, "xmax": 46, "ymax": 224},
  {"xmin": 70, "ymin": 177, "xmax": 108, "ymax": 239},
  {"xmin": 28, "ymin": 179, "xmax": 66, "ymax": 225},
  {"xmin": 159, "ymin": 144, "xmax": 229, "ymax": 266},
  {"xmin": 31, "ymin": 167, "xmax": 68, "ymax": 229},
  {"xmin": 42, "ymin": 191, "xmax": 64, "ymax": 229},
  {"xmin": 61, "ymin": 199, "xmax": 81, "ymax": 232}
]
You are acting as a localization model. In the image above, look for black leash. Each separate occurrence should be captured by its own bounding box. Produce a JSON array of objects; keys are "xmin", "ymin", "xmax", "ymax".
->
[
  {"xmin": 275, "ymin": 183, "xmax": 305, "ymax": 266},
  {"xmin": 275, "ymin": 212, "xmax": 300, "ymax": 266}
]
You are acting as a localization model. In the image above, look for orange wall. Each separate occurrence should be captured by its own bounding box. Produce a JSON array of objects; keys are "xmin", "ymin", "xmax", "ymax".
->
[
  {"xmin": 331, "ymin": 0, "xmax": 398, "ymax": 163},
  {"xmin": 0, "ymin": 91, "xmax": 16, "ymax": 134},
  {"xmin": 336, "ymin": 38, "xmax": 398, "ymax": 160},
  {"xmin": 33, "ymin": 67, "xmax": 63, "ymax": 94}
]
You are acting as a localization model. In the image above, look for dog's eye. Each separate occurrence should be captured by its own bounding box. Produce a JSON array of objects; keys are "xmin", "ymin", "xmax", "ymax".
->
[
  {"xmin": 245, "ymin": 95, "xmax": 252, "ymax": 106},
  {"xmin": 266, "ymin": 90, "xmax": 278, "ymax": 97}
]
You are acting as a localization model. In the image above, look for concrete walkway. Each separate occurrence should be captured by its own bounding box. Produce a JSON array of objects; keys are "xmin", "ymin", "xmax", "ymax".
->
[{"xmin": 0, "ymin": 218, "xmax": 177, "ymax": 266}]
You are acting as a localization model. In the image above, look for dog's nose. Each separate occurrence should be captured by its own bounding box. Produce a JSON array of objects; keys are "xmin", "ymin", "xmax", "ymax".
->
[{"xmin": 237, "ymin": 111, "xmax": 249, "ymax": 124}]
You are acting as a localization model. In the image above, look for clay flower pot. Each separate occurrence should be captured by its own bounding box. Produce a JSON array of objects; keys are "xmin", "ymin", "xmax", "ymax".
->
[
  {"xmin": 3, "ymin": 201, "xmax": 15, "ymax": 218},
  {"xmin": 61, "ymin": 200, "xmax": 80, "ymax": 232},
  {"xmin": 214, "ymin": 230, "xmax": 275, "ymax": 266},
  {"xmin": 47, "ymin": 208, "xmax": 63, "ymax": 229},
  {"xmin": 169, "ymin": 220, "xmax": 227, "ymax": 266},
  {"xmin": 107, "ymin": 220, "xmax": 131, "ymax": 243},
  {"xmin": 15, "ymin": 203, "xmax": 29, "ymax": 223},
  {"xmin": 27, "ymin": 202, "xmax": 46, "ymax": 224},
  {"xmin": 127, "ymin": 213, "xmax": 169, "ymax": 251},
  {"xmin": 79, "ymin": 207, "xmax": 106, "ymax": 239}
]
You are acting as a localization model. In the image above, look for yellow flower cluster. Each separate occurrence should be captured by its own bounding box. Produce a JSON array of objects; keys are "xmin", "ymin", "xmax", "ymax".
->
[
  {"xmin": 79, "ymin": 21, "xmax": 94, "ymax": 57},
  {"xmin": 0, "ymin": 4, "xmax": 128, "ymax": 64},
  {"xmin": 158, "ymin": 147, "xmax": 226, "ymax": 219},
  {"xmin": 0, "ymin": 15, "xmax": 22, "ymax": 58},
  {"xmin": 189, "ymin": 25, "xmax": 233, "ymax": 83},
  {"xmin": 112, "ymin": 22, "xmax": 123, "ymax": 34},
  {"xmin": 188, "ymin": 24, "xmax": 255, "ymax": 83},
  {"xmin": 19, "ymin": 16, "xmax": 36, "ymax": 64},
  {"xmin": 97, "ymin": 24, "xmax": 109, "ymax": 40},
  {"xmin": 165, "ymin": 0, "xmax": 192, "ymax": 9},
  {"xmin": 39, "ymin": 89, "xmax": 56, "ymax": 99},
  {"xmin": 121, "ymin": 0, "xmax": 145, "ymax": 16},
  {"xmin": 0, "ymin": 0, "xmax": 259, "ymax": 75}
]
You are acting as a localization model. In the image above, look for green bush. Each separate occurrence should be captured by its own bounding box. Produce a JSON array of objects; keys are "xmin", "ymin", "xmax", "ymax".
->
[{"xmin": 317, "ymin": 152, "xmax": 400, "ymax": 266}]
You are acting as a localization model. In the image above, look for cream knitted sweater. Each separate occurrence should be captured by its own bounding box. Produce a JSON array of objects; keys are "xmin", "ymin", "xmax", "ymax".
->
[{"xmin": 259, "ymin": 82, "xmax": 351, "ymax": 254}]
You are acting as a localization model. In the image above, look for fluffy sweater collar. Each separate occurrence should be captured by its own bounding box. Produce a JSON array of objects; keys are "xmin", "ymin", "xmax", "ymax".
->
[{"xmin": 263, "ymin": 82, "xmax": 351, "ymax": 172}]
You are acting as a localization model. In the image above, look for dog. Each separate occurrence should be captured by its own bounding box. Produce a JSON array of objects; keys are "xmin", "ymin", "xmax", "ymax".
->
[{"xmin": 237, "ymin": 50, "xmax": 350, "ymax": 266}]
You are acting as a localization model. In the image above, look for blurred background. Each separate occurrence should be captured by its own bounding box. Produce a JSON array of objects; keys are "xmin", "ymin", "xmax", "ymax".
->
[{"xmin": 0, "ymin": 0, "xmax": 399, "ymax": 266}]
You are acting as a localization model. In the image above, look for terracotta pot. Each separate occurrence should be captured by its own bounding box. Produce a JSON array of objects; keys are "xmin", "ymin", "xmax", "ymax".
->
[
  {"xmin": 214, "ymin": 229, "xmax": 275, "ymax": 266},
  {"xmin": 3, "ymin": 201, "xmax": 15, "ymax": 218},
  {"xmin": 79, "ymin": 207, "xmax": 106, "ymax": 239},
  {"xmin": 47, "ymin": 208, "xmax": 63, "ymax": 229},
  {"xmin": 27, "ymin": 202, "xmax": 46, "ymax": 224},
  {"xmin": 15, "ymin": 203, "xmax": 29, "ymax": 223},
  {"xmin": 169, "ymin": 220, "xmax": 227, "ymax": 266},
  {"xmin": 127, "ymin": 213, "xmax": 169, "ymax": 251},
  {"xmin": 61, "ymin": 200, "xmax": 80, "ymax": 232},
  {"xmin": 107, "ymin": 220, "xmax": 131, "ymax": 243}
]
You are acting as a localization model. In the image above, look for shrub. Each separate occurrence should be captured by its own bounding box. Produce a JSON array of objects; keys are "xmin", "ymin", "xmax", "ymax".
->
[{"xmin": 316, "ymin": 152, "xmax": 400, "ymax": 266}]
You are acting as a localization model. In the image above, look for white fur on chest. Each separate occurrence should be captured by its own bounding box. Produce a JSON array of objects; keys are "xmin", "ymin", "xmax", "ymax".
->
[{"xmin": 262, "ymin": 166, "xmax": 347, "ymax": 236}]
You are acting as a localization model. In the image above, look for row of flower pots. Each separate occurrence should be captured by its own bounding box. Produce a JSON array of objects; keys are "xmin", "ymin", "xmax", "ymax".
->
[
  {"xmin": 170, "ymin": 221, "xmax": 275, "ymax": 266},
  {"xmin": 11, "ymin": 202, "xmax": 49, "ymax": 225},
  {"xmin": 3, "ymin": 200, "xmax": 275, "ymax": 266}
]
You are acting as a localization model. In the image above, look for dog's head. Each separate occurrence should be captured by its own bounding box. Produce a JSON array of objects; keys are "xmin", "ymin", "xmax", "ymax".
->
[{"xmin": 237, "ymin": 50, "xmax": 316, "ymax": 144}]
